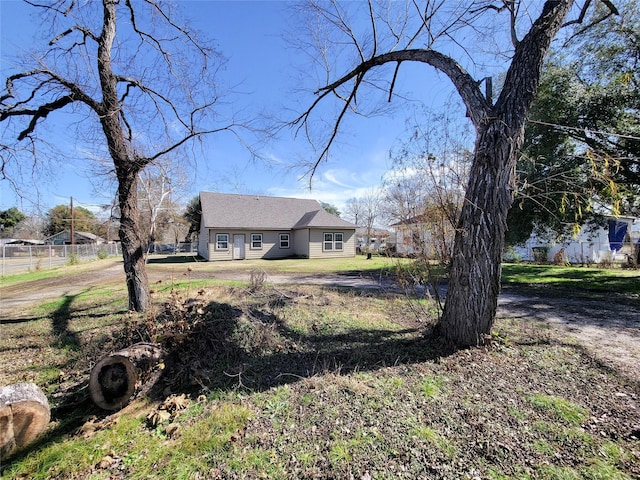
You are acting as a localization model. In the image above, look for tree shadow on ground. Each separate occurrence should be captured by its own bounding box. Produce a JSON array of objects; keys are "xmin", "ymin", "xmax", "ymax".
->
[
  {"xmin": 498, "ymin": 286, "xmax": 640, "ymax": 331},
  {"xmin": 504, "ymin": 326, "xmax": 640, "ymax": 392},
  {"xmin": 7, "ymin": 280, "xmax": 635, "ymax": 469},
  {"xmin": 152, "ymin": 294, "xmax": 454, "ymax": 397},
  {"xmin": 1, "ymin": 292, "xmax": 131, "ymax": 467},
  {"xmin": 2, "ymin": 288, "xmax": 453, "ymax": 467},
  {"xmin": 50, "ymin": 293, "xmax": 82, "ymax": 349}
]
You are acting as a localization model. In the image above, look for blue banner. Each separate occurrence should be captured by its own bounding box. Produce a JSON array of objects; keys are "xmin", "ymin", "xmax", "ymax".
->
[{"xmin": 608, "ymin": 220, "xmax": 628, "ymax": 252}]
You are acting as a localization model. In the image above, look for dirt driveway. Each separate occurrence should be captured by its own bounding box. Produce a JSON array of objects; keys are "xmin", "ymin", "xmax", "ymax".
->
[
  {"xmin": 1, "ymin": 258, "xmax": 638, "ymax": 382},
  {"xmin": 497, "ymin": 289, "xmax": 639, "ymax": 383}
]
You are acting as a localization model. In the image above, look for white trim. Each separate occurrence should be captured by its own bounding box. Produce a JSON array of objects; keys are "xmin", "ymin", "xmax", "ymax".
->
[
  {"xmin": 279, "ymin": 233, "xmax": 290, "ymax": 249},
  {"xmin": 323, "ymin": 232, "xmax": 344, "ymax": 251},
  {"xmin": 216, "ymin": 233, "xmax": 229, "ymax": 250},
  {"xmin": 251, "ymin": 233, "xmax": 263, "ymax": 250}
]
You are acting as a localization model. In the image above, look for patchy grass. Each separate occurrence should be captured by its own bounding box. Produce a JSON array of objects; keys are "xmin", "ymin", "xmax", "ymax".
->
[
  {"xmin": 526, "ymin": 394, "xmax": 589, "ymax": 425},
  {"xmin": 0, "ymin": 257, "xmax": 122, "ymax": 285},
  {"xmin": 146, "ymin": 254, "xmax": 401, "ymax": 270},
  {"xmin": 1, "ymin": 264, "xmax": 639, "ymax": 479},
  {"xmin": 502, "ymin": 263, "xmax": 640, "ymax": 297}
]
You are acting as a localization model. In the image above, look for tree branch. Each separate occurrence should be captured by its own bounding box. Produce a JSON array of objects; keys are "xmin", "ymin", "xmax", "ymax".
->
[
  {"xmin": 562, "ymin": 0, "xmax": 593, "ymax": 27},
  {"xmin": 2, "ymin": 95, "xmax": 75, "ymax": 140},
  {"xmin": 1, "ymin": 68, "xmax": 100, "ymax": 137},
  {"xmin": 115, "ymin": 75, "xmax": 188, "ymax": 130},
  {"xmin": 49, "ymin": 25, "xmax": 99, "ymax": 45},
  {"xmin": 146, "ymin": 123, "xmax": 239, "ymax": 163},
  {"xmin": 315, "ymin": 49, "xmax": 489, "ymax": 127},
  {"xmin": 24, "ymin": 0, "xmax": 75, "ymax": 17},
  {"xmin": 142, "ymin": 0, "xmax": 210, "ymax": 58},
  {"xmin": 496, "ymin": 0, "xmax": 573, "ymax": 128},
  {"xmin": 562, "ymin": 0, "xmax": 620, "ymax": 43}
]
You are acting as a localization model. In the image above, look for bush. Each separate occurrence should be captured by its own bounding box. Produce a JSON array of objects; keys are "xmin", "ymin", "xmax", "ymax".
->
[
  {"xmin": 532, "ymin": 246, "xmax": 549, "ymax": 264},
  {"xmin": 503, "ymin": 246, "xmax": 522, "ymax": 263},
  {"xmin": 97, "ymin": 249, "xmax": 109, "ymax": 260}
]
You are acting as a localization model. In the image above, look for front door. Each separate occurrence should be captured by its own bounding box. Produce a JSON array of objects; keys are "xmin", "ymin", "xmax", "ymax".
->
[{"xmin": 233, "ymin": 234, "xmax": 245, "ymax": 260}]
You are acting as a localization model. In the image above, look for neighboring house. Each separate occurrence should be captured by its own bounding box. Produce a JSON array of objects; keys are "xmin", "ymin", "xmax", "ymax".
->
[
  {"xmin": 391, "ymin": 215, "xmax": 427, "ymax": 256},
  {"xmin": 355, "ymin": 227, "xmax": 390, "ymax": 253},
  {"xmin": 390, "ymin": 214, "xmax": 454, "ymax": 259},
  {"xmin": 45, "ymin": 230, "xmax": 107, "ymax": 245},
  {"xmin": 510, "ymin": 215, "xmax": 640, "ymax": 264},
  {"xmin": 394, "ymin": 212, "xmax": 640, "ymax": 265},
  {"xmin": 197, "ymin": 192, "xmax": 357, "ymax": 261}
]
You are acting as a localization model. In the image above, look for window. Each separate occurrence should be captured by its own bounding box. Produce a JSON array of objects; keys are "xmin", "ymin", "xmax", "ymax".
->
[
  {"xmin": 323, "ymin": 232, "xmax": 344, "ymax": 251},
  {"xmin": 279, "ymin": 233, "xmax": 290, "ymax": 249},
  {"xmin": 324, "ymin": 233, "xmax": 333, "ymax": 251},
  {"xmin": 216, "ymin": 233, "xmax": 229, "ymax": 250},
  {"xmin": 251, "ymin": 233, "xmax": 263, "ymax": 249}
]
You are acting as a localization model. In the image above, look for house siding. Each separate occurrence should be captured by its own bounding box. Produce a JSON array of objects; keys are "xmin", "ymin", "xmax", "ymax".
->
[
  {"xmin": 207, "ymin": 230, "xmax": 233, "ymax": 261},
  {"xmin": 293, "ymin": 229, "xmax": 310, "ymax": 258},
  {"xmin": 308, "ymin": 229, "xmax": 355, "ymax": 259},
  {"xmin": 200, "ymin": 228, "xmax": 355, "ymax": 260},
  {"xmin": 197, "ymin": 222, "xmax": 209, "ymax": 259},
  {"xmin": 203, "ymin": 229, "xmax": 303, "ymax": 261},
  {"xmin": 248, "ymin": 231, "xmax": 297, "ymax": 260}
]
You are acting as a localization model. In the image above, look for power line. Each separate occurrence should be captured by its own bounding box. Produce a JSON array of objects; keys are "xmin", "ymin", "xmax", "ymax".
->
[{"xmin": 528, "ymin": 119, "xmax": 640, "ymax": 141}]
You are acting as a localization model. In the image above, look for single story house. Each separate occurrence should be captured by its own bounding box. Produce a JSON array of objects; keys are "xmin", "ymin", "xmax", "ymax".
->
[
  {"xmin": 44, "ymin": 230, "xmax": 107, "ymax": 245},
  {"xmin": 197, "ymin": 192, "xmax": 357, "ymax": 261}
]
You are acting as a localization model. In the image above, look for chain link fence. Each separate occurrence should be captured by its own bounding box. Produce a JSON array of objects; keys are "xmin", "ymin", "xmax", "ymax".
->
[
  {"xmin": 1, "ymin": 242, "xmax": 199, "ymax": 276},
  {"xmin": 1, "ymin": 243, "xmax": 122, "ymax": 276}
]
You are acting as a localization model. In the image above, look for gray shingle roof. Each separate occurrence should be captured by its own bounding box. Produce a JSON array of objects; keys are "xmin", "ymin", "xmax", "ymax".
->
[
  {"xmin": 45, "ymin": 230, "xmax": 107, "ymax": 242},
  {"xmin": 200, "ymin": 192, "xmax": 356, "ymax": 230}
]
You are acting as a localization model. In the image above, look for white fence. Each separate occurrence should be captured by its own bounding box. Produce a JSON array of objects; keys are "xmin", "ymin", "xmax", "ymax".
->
[{"xmin": 1, "ymin": 243, "xmax": 122, "ymax": 276}]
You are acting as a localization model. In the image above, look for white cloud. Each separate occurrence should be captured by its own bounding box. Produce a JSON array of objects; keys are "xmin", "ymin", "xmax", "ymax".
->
[{"xmin": 266, "ymin": 162, "xmax": 388, "ymax": 213}]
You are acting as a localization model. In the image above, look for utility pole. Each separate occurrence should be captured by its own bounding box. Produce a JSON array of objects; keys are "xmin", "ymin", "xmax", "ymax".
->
[{"xmin": 70, "ymin": 197, "xmax": 75, "ymax": 245}]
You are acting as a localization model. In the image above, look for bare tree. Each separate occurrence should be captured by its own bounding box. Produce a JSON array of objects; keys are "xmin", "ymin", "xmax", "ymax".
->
[
  {"xmin": 345, "ymin": 191, "xmax": 382, "ymax": 252},
  {"xmin": 1, "ymin": 1, "xmax": 242, "ymax": 311},
  {"xmin": 293, "ymin": 0, "xmax": 619, "ymax": 346},
  {"xmin": 361, "ymin": 190, "xmax": 382, "ymax": 251},
  {"xmin": 385, "ymin": 106, "xmax": 473, "ymax": 262},
  {"xmin": 344, "ymin": 197, "xmax": 364, "ymax": 226},
  {"xmin": 137, "ymin": 159, "xmax": 189, "ymax": 258}
]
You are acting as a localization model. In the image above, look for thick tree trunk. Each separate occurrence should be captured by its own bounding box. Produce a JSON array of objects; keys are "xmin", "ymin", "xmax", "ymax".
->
[
  {"xmin": 439, "ymin": 121, "xmax": 522, "ymax": 346},
  {"xmin": 97, "ymin": 0, "xmax": 150, "ymax": 312},
  {"xmin": 437, "ymin": 1, "xmax": 574, "ymax": 347},
  {"xmin": 117, "ymin": 172, "xmax": 151, "ymax": 312}
]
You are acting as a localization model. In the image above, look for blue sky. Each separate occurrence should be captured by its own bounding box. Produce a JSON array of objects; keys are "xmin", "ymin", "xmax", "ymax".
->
[{"xmin": 0, "ymin": 0, "xmax": 463, "ymax": 216}]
